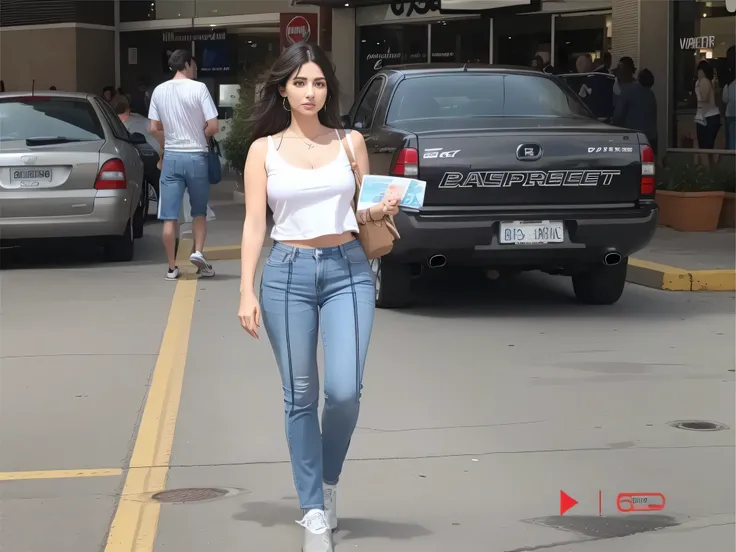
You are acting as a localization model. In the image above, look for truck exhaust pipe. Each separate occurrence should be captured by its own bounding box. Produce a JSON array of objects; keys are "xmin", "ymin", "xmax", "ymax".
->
[
  {"xmin": 427, "ymin": 254, "xmax": 447, "ymax": 268},
  {"xmin": 603, "ymin": 252, "xmax": 622, "ymax": 266}
]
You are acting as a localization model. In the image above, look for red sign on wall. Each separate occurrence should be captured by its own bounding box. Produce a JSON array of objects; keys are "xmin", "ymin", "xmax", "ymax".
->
[{"xmin": 279, "ymin": 13, "xmax": 319, "ymax": 52}]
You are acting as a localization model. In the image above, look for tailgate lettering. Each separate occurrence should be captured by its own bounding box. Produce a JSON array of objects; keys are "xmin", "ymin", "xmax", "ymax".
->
[{"xmin": 438, "ymin": 170, "xmax": 621, "ymax": 188}]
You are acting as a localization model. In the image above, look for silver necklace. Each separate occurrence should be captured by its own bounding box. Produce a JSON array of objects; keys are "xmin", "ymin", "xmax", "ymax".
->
[{"xmin": 286, "ymin": 130, "xmax": 332, "ymax": 150}]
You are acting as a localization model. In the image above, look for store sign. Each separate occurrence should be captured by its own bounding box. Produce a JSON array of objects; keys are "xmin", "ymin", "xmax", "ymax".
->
[
  {"xmin": 390, "ymin": 0, "xmax": 440, "ymax": 17},
  {"xmin": 679, "ymin": 35, "xmax": 715, "ymax": 50},
  {"xmin": 280, "ymin": 13, "xmax": 318, "ymax": 52},
  {"xmin": 162, "ymin": 30, "xmax": 225, "ymax": 42}
]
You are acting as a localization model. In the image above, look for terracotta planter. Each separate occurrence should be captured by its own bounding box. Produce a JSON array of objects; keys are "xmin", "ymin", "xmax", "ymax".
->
[
  {"xmin": 656, "ymin": 190, "xmax": 725, "ymax": 232},
  {"xmin": 718, "ymin": 192, "xmax": 736, "ymax": 229}
]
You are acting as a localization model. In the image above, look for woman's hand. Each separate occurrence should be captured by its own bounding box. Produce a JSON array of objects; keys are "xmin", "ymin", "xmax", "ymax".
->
[
  {"xmin": 368, "ymin": 196, "xmax": 399, "ymax": 221},
  {"xmin": 238, "ymin": 291, "xmax": 261, "ymax": 339}
]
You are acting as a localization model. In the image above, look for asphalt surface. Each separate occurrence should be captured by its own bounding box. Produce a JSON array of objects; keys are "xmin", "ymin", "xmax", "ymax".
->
[{"xmin": 1, "ymin": 219, "xmax": 734, "ymax": 552}]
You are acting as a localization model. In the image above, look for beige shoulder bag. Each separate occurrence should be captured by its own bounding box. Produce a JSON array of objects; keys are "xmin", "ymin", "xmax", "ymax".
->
[{"xmin": 340, "ymin": 129, "xmax": 400, "ymax": 260}]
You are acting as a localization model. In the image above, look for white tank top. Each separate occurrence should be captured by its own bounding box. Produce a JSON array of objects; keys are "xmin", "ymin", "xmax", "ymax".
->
[{"xmin": 266, "ymin": 130, "xmax": 359, "ymax": 241}]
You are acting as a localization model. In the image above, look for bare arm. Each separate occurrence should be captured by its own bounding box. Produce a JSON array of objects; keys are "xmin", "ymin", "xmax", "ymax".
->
[
  {"xmin": 149, "ymin": 119, "xmax": 165, "ymax": 152},
  {"xmin": 240, "ymin": 137, "xmax": 269, "ymax": 296},
  {"xmin": 204, "ymin": 117, "xmax": 219, "ymax": 138}
]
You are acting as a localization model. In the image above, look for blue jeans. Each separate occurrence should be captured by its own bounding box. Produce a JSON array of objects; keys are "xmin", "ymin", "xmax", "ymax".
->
[
  {"xmin": 259, "ymin": 239, "xmax": 376, "ymax": 510},
  {"xmin": 158, "ymin": 151, "xmax": 210, "ymax": 220}
]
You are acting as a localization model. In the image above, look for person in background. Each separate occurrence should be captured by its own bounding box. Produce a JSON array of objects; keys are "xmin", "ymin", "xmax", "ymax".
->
[
  {"xmin": 112, "ymin": 93, "xmax": 161, "ymax": 154},
  {"xmin": 594, "ymin": 51, "xmax": 612, "ymax": 74},
  {"xmin": 130, "ymin": 78, "xmax": 151, "ymax": 115},
  {"xmin": 721, "ymin": 46, "xmax": 735, "ymax": 150},
  {"xmin": 613, "ymin": 57, "xmax": 636, "ymax": 97},
  {"xmin": 612, "ymin": 68, "xmax": 658, "ymax": 155},
  {"xmin": 575, "ymin": 53, "xmax": 593, "ymax": 74},
  {"xmin": 148, "ymin": 48, "xmax": 219, "ymax": 280},
  {"xmin": 102, "ymin": 86, "xmax": 116, "ymax": 102},
  {"xmin": 694, "ymin": 60, "xmax": 722, "ymax": 166}
]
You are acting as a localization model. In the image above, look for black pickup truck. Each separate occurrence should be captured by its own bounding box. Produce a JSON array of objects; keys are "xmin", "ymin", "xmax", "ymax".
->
[{"xmin": 342, "ymin": 64, "xmax": 658, "ymax": 308}]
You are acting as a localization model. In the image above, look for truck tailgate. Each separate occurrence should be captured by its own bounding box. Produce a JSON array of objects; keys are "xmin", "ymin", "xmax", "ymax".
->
[{"xmin": 412, "ymin": 121, "xmax": 642, "ymax": 207}]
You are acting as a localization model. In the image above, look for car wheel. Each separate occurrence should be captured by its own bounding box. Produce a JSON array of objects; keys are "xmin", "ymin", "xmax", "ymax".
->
[
  {"xmin": 372, "ymin": 258, "xmax": 412, "ymax": 308},
  {"xmin": 147, "ymin": 180, "xmax": 159, "ymax": 219},
  {"xmin": 133, "ymin": 188, "xmax": 148, "ymax": 239},
  {"xmin": 104, "ymin": 218, "xmax": 135, "ymax": 262},
  {"xmin": 572, "ymin": 258, "xmax": 628, "ymax": 305}
]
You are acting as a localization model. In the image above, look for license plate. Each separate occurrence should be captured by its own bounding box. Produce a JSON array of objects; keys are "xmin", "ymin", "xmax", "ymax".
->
[
  {"xmin": 499, "ymin": 221, "xmax": 564, "ymax": 245},
  {"xmin": 11, "ymin": 168, "xmax": 53, "ymax": 181}
]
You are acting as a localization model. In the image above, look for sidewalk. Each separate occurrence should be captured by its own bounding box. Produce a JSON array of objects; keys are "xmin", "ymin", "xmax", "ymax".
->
[{"xmin": 628, "ymin": 227, "xmax": 735, "ymax": 292}]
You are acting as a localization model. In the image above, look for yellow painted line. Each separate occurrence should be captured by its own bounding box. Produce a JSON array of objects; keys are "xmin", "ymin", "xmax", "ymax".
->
[
  {"xmin": 0, "ymin": 468, "xmax": 122, "ymax": 481},
  {"xmin": 103, "ymin": 251, "xmax": 198, "ymax": 552},
  {"xmin": 628, "ymin": 258, "xmax": 735, "ymax": 292}
]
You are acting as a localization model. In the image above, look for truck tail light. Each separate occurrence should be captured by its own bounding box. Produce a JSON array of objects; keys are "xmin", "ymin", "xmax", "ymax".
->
[
  {"xmin": 94, "ymin": 159, "xmax": 126, "ymax": 190},
  {"xmin": 391, "ymin": 147, "xmax": 418, "ymax": 177},
  {"xmin": 640, "ymin": 144, "xmax": 655, "ymax": 196}
]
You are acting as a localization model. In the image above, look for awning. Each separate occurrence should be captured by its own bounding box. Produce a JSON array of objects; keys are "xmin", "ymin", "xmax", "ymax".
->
[{"xmin": 289, "ymin": 0, "xmax": 532, "ymax": 9}]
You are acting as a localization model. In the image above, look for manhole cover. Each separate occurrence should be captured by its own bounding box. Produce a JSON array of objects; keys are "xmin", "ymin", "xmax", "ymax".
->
[
  {"xmin": 668, "ymin": 420, "xmax": 729, "ymax": 431},
  {"xmin": 152, "ymin": 487, "xmax": 229, "ymax": 503}
]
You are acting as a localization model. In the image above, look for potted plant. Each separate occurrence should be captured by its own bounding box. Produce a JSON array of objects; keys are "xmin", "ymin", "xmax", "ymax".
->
[
  {"xmin": 713, "ymin": 164, "xmax": 736, "ymax": 229},
  {"xmin": 656, "ymin": 161, "xmax": 726, "ymax": 232}
]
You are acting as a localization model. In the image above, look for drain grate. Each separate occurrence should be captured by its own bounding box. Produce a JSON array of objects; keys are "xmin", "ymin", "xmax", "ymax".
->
[
  {"xmin": 152, "ymin": 487, "xmax": 228, "ymax": 503},
  {"xmin": 668, "ymin": 420, "xmax": 729, "ymax": 432}
]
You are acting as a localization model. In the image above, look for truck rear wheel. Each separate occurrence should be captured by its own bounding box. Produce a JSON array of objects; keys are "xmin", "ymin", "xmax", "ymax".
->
[
  {"xmin": 372, "ymin": 258, "xmax": 412, "ymax": 308},
  {"xmin": 572, "ymin": 258, "xmax": 628, "ymax": 305}
]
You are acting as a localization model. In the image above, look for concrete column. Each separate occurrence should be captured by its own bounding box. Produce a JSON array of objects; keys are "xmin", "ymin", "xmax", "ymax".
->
[
  {"xmin": 330, "ymin": 8, "xmax": 356, "ymax": 115},
  {"xmin": 611, "ymin": 0, "xmax": 670, "ymax": 152}
]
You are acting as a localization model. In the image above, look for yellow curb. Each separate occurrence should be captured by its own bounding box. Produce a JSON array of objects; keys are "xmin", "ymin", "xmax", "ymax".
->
[
  {"xmin": 202, "ymin": 244, "xmax": 241, "ymax": 261},
  {"xmin": 628, "ymin": 258, "xmax": 735, "ymax": 292}
]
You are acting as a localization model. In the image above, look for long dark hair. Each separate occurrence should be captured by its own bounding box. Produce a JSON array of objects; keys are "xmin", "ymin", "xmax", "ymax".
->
[{"xmin": 249, "ymin": 42, "xmax": 343, "ymax": 141}]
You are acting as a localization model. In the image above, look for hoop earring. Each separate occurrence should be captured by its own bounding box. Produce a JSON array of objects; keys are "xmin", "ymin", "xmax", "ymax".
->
[{"xmin": 282, "ymin": 97, "xmax": 290, "ymax": 112}]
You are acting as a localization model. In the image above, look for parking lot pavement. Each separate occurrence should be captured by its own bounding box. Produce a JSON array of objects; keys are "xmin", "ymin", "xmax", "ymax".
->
[{"xmin": 1, "ymin": 242, "xmax": 734, "ymax": 552}]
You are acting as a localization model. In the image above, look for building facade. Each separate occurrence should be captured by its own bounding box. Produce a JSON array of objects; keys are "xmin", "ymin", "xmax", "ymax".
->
[{"xmin": 1, "ymin": 0, "xmax": 733, "ymax": 154}]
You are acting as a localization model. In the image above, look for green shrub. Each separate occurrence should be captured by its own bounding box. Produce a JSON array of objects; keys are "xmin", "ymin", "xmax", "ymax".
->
[{"xmin": 658, "ymin": 157, "xmax": 736, "ymax": 193}]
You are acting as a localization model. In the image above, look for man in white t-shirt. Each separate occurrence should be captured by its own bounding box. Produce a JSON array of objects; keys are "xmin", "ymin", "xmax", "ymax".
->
[{"xmin": 149, "ymin": 49, "xmax": 219, "ymax": 280}]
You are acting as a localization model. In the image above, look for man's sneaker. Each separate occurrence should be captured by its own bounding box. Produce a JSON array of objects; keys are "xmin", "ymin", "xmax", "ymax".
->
[
  {"xmin": 189, "ymin": 251, "xmax": 215, "ymax": 278},
  {"xmin": 296, "ymin": 509, "xmax": 333, "ymax": 552},
  {"xmin": 323, "ymin": 484, "xmax": 338, "ymax": 531},
  {"xmin": 166, "ymin": 267, "xmax": 180, "ymax": 281}
]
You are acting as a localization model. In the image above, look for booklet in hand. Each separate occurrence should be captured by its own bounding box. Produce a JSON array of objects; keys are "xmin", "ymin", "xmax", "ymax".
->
[{"xmin": 356, "ymin": 175, "xmax": 427, "ymax": 211}]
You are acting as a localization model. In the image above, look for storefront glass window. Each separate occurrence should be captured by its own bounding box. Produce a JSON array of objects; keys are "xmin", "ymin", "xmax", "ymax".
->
[
  {"xmin": 494, "ymin": 13, "xmax": 551, "ymax": 68},
  {"xmin": 554, "ymin": 14, "xmax": 610, "ymax": 74},
  {"xmin": 357, "ymin": 24, "xmax": 428, "ymax": 90},
  {"xmin": 671, "ymin": 0, "xmax": 736, "ymax": 149},
  {"xmin": 429, "ymin": 18, "xmax": 490, "ymax": 64}
]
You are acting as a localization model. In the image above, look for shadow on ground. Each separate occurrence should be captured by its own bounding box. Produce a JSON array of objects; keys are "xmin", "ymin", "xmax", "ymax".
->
[{"xmin": 233, "ymin": 500, "xmax": 432, "ymax": 541}]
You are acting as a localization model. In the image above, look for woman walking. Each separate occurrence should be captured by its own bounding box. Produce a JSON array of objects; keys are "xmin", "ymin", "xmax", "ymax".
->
[{"xmin": 237, "ymin": 42, "xmax": 398, "ymax": 552}]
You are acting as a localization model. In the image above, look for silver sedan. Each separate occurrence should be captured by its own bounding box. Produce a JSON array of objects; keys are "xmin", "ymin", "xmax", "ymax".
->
[{"xmin": 0, "ymin": 91, "xmax": 148, "ymax": 261}]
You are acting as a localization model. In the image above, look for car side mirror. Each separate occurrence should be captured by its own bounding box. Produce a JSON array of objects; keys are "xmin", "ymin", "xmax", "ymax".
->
[
  {"xmin": 129, "ymin": 132, "xmax": 147, "ymax": 145},
  {"xmin": 353, "ymin": 120, "xmax": 364, "ymax": 130}
]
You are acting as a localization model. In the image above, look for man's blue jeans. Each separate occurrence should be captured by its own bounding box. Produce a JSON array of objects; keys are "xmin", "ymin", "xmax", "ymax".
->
[{"xmin": 259, "ymin": 239, "xmax": 376, "ymax": 510}]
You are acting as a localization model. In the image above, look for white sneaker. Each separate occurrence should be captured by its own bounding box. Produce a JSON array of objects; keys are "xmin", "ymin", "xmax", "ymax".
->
[
  {"xmin": 166, "ymin": 266, "xmax": 180, "ymax": 281},
  {"xmin": 323, "ymin": 484, "xmax": 338, "ymax": 531},
  {"xmin": 297, "ymin": 509, "xmax": 333, "ymax": 552},
  {"xmin": 189, "ymin": 251, "xmax": 215, "ymax": 278}
]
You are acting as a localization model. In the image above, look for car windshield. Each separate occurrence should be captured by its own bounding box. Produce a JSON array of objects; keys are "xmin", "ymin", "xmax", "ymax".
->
[
  {"xmin": 0, "ymin": 97, "xmax": 104, "ymax": 142},
  {"xmin": 386, "ymin": 73, "xmax": 591, "ymax": 123}
]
